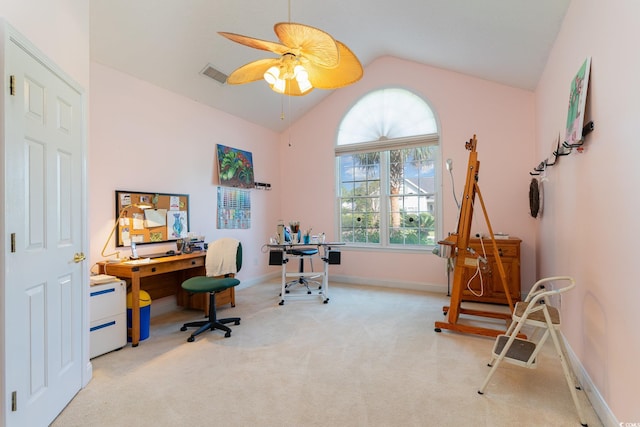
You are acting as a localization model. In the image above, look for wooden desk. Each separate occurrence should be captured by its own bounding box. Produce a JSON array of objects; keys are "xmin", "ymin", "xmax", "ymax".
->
[{"xmin": 98, "ymin": 252, "xmax": 234, "ymax": 346}]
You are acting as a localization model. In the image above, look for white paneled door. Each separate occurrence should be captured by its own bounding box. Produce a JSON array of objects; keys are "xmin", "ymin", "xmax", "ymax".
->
[{"xmin": 2, "ymin": 28, "xmax": 86, "ymax": 426}]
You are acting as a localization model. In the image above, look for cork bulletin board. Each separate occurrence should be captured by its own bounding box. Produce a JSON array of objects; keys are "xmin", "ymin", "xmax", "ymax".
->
[{"xmin": 114, "ymin": 190, "xmax": 190, "ymax": 247}]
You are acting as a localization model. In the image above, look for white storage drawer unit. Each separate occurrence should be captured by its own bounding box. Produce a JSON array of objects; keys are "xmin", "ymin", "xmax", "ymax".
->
[{"xmin": 90, "ymin": 280, "xmax": 127, "ymax": 358}]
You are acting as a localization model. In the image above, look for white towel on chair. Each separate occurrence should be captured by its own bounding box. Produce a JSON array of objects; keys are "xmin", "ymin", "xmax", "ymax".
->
[{"xmin": 205, "ymin": 237, "xmax": 239, "ymax": 277}]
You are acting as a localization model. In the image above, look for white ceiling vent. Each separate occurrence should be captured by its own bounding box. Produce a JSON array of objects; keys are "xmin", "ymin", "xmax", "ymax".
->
[{"xmin": 200, "ymin": 64, "xmax": 228, "ymax": 84}]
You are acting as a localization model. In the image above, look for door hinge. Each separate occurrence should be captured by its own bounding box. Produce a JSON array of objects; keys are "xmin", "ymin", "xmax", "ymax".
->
[
  {"xmin": 12, "ymin": 391, "xmax": 17, "ymax": 411},
  {"xmin": 11, "ymin": 233, "xmax": 16, "ymax": 253},
  {"xmin": 10, "ymin": 75, "xmax": 16, "ymax": 96}
]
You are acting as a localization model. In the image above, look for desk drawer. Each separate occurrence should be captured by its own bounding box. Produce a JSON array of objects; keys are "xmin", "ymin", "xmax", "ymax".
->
[
  {"xmin": 136, "ymin": 257, "xmax": 205, "ymax": 276},
  {"xmin": 90, "ymin": 280, "xmax": 126, "ymax": 321},
  {"xmin": 90, "ymin": 313, "xmax": 126, "ymax": 358},
  {"xmin": 469, "ymin": 242, "xmax": 519, "ymax": 258}
]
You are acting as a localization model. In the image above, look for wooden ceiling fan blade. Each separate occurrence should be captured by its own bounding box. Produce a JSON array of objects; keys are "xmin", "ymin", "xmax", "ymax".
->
[
  {"xmin": 307, "ymin": 41, "xmax": 363, "ymax": 89},
  {"xmin": 226, "ymin": 58, "xmax": 280, "ymax": 85},
  {"xmin": 274, "ymin": 22, "xmax": 339, "ymax": 68},
  {"xmin": 219, "ymin": 32, "xmax": 289, "ymax": 55}
]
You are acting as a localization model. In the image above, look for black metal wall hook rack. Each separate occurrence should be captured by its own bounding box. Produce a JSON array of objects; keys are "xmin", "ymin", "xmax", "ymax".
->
[
  {"xmin": 544, "ymin": 153, "xmax": 557, "ymax": 166},
  {"xmin": 562, "ymin": 121, "xmax": 595, "ymax": 150},
  {"xmin": 529, "ymin": 161, "xmax": 547, "ymax": 176},
  {"xmin": 254, "ymin": 182, "xmax": 272, "ymax": 190},
  {"xmin": 530, "ymin": 121, "xmax": 595, "ymax": 175}
]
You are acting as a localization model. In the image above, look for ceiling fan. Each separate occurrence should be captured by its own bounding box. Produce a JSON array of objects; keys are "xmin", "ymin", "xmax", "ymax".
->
[{"xmin": 219, "ymin": 22, "xmax": 363, "ymax": 96}]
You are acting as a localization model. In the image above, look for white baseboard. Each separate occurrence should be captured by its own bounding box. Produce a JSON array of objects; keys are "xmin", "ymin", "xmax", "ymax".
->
[
  {"xmin": 237, "ymin": 272, "xmax": 279, "ymax": 289},
  {"xmin": 563, "ymin": 335, "xmax": 618, "ymax": 426},
  {"xmin": 327, "ymin": 274, "xmax": 446, "ymax": 294}
]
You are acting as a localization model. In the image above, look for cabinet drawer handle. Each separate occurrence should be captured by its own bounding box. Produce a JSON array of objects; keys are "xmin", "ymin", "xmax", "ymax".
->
[
  {"xmin": 191, "ymin": 260, "xmax": 196, "ymax": 265},
  {"xmin": 498, "ymin": 248, "xmax": 503, "ymax": 257}
]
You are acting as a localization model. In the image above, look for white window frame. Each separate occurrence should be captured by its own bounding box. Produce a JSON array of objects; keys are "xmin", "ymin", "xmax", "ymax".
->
[{"xmin": 335, "ymin": 134, "xmax": 442, "ymax": 252}]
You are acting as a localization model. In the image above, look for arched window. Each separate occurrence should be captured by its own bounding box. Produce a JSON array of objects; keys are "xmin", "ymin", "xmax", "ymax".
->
[{"xmin": 335, "ymin": 88, "xmax": 440, "ymax": 249}]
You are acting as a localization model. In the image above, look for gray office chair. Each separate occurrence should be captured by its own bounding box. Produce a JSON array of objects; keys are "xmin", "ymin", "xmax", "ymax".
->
[{"xmin": 180, "ymin": 238, "xmax": 242, "ymax": 341}]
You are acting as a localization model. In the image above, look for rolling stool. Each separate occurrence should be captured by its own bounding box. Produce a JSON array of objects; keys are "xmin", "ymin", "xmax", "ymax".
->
[{"xmin": 284, "ymin": 247, "xmax": 320, "ymax": 294}]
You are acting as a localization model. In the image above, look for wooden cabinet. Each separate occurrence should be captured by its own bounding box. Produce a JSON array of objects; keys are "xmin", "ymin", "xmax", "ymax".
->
[{"xmin": 460, "ymin": 237, "xmax": 521, "ymax": 305}]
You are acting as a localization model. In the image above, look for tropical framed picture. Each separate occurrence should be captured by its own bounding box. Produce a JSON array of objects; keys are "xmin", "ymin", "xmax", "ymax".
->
[
  {"xmin": 564, "ymin": 57, "xmax": 591, "ymax": 146},
  {"xmin": 216, "ymin": 144, "xmax": 255, "ymax": 189}
]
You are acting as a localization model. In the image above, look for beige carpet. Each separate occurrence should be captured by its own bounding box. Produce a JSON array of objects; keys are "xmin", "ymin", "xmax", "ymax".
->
[{"xmin": 52, "ymin": 281, "xmax": 601, "ymax": 427}]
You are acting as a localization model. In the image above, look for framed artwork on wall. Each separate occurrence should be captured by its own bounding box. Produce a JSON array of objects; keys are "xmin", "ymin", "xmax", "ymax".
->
[
  {"xmin": 564, "ymin": 57, "xmax": 591, "ymax": 146},
  {"xmin": 216, "ymin": 144, "xmax": 255, "ymax": 189}
]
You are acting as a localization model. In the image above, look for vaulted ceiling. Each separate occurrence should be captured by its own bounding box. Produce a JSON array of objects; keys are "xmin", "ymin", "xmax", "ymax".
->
[{"xmin": 90, "ymin": 0, "xmax": 570, "ymax": 132}]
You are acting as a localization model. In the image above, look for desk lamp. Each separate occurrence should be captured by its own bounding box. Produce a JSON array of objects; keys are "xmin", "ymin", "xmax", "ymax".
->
[{"xmin": 101, "ymin": 203, "xmax": 152, "ymax": 260}]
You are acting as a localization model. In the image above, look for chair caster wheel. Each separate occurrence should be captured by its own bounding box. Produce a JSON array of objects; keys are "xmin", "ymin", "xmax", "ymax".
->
[
  {"xmin": 180, "ymin": 326, "xmax": 187, "ymax": 331},
  {"xmin": 307, "ymin": 291, "xmax": 312, "ymax": 294},
  {"xmin": 285, "ymin": 290, "xmax": 290, "ymax": 294},
  {"xmin": 224, "ymin": 331, "xmax": 231, "ymax": 338},
  {"xmin": 434, "ymin": 328, "xmax": 442, "ymax": 333},
  {"xmin": 477, "ymin": 391, "xmax": 484, "ymax": 395},
  {"xmin": 323, "ymin": 299, "xmax": 329, "ymax": 304},
  {"xmin": 279, "ymin": 300, "xmax": 285, "ymax": 305},
  {"xmin": 187, "ymin": 336, "xmax": 195, "ymax": 342},
  {"xmin": 234, "ymin": 320, "xmax": 240, "ymax": 325}
]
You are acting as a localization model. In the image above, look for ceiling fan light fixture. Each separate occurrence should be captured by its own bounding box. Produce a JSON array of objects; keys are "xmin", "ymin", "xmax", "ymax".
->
[
  {"xmin": 262, "ymin": 56, "xmax": 312, "ymax": 95},
  {"xmin": 294, "ymin": 65, "xmax": 312, "ymax": 93},
  {"xmin": 264, "ymin": 64, "xmax": 287, "ymax": 93},
  {"xmin": 219, "ymin": 22, "xmax": 362, "ymax": 96},
  {"xmin": 264, "ymin": 66, "xmax": 280, "ymax": 85},
  {"xmin": 273, "ymin": 77, "xmax": 286, "ymax": 93}
]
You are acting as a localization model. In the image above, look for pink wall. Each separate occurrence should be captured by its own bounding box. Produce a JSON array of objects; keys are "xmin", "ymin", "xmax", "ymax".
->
[
  {"xmin": 281, "ymin": 56, "xmax": 537, "ymax": 291},
  {"xmin": 89, "ymin": 63, "xmax": 282, "ymax": 280},
  {"xmin": 535, "ymin": 0, "xmax": 640, "ymax": 422}
]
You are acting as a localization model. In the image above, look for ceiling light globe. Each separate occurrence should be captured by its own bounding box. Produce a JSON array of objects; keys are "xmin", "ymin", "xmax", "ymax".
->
[
  {"xmin": 264, "ymin": 66, "xmax": 280, "ymax": 84},
  {"xmin": 295, "ymin": 66, "xmax": 312, "ymax": 93},
  {"xmin": 273, "ymin": 78, "xmax": 286, "ymax": 93},
  {"xmin": 297, "ymin": 77, "xmax": 312, "ymax": 93}
]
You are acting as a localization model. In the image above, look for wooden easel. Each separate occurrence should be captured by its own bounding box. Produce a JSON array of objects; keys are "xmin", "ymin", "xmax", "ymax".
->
[{"xmin": 435, "ymin": 135, "xmax": 516, "ymax": 338}]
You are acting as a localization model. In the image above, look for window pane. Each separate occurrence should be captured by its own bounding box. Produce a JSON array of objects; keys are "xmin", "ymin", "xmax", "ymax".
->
[
  {"xmin": 340, "ymin": 181, "xmax": 354, "ymax": 196},
  {"xmin": 337, "ymin": 88, "xmax": 438, "ymax": 145},
  {"xmin": 353, "ymin": 181, "xmax": 368, "ymax": 197},
  {"xmin": 387, "ymin": 146, "xmax": 437, "ymax": 246}
]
